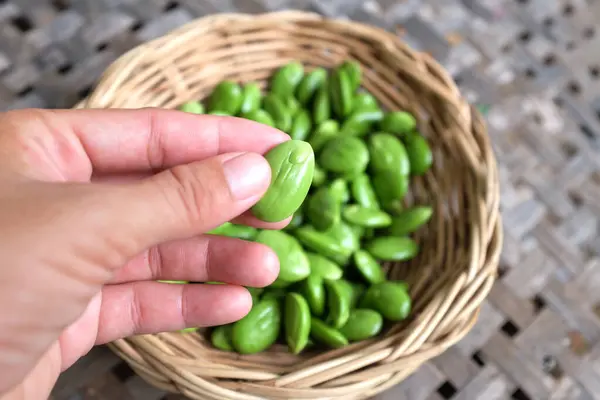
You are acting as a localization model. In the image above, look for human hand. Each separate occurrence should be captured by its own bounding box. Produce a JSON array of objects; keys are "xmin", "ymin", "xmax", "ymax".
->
[{"xmin": 0, "ymin": 108, "xmax": 289, "ymax": 399}]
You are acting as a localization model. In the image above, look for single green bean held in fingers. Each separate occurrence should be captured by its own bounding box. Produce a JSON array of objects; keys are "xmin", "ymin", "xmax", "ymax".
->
[
  {"xmin": 177, "ymin": 60, "xmax": 434, "ymax": 355},
  {"xmin": 251, "ymin": 140, "xmax": 315, "ymax": 223}
]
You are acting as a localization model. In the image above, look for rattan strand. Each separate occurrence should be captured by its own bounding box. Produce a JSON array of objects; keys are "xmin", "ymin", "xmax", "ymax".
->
[{"xmin": 80, "ymin": 10, "xmax": 502, "ymax": 400}]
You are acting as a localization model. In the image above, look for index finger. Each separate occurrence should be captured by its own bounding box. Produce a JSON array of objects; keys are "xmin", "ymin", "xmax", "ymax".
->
[{"xmin": 51, "ymin": 108, "xmax": 290, "ymax": 174}]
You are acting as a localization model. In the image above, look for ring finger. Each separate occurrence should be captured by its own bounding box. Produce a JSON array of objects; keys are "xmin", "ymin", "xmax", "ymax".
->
[{"xmin": 111, "ymin": 235, "xmax": 279, "ymax": 287}]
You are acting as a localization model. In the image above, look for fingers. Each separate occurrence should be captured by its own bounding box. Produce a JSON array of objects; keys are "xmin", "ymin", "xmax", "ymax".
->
[
  {"xmin": 111, "ymin": 235, "xmax": 279, "ymax": 286},
  {"xmin": 93, "ymin": 174, "xmax": 292, "ymax": 230},
  {"xmin": 46, "ymin": 152, "xmax": 285, "ymax": 272},
  {"xmin": 96, "ymin": 282, "xmax": 251, "ymax": 344},
  {"xmin": 109, "ymin": 152, "xmax": 273, "ymax": 247},
  {"xmin": 45, "ymin": 108, "xmax": 289, "ymax": 175}
]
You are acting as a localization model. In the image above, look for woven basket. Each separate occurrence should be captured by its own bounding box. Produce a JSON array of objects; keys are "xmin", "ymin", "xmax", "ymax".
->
[{"xmin": 82, "ymin": 11, "xmax": 502, "ymax": 400}]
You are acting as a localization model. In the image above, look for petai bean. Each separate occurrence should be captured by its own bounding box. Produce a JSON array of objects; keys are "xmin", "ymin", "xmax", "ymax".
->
[
  {"xmin": 310, "ymin": 317, "xmax": 349, "ymax": 348},
  {"xmin": 208, "ymin": 81, "xmax": 243, "ymax": 115},
  {"xmin": 366, "ymin": 236, "xmax": 419, "ymax": 261},
  {"xmin": 252, "ymin": 140, "xmax": 315, "ymax": 223},
  {"xmin": 339, "ymin": 309, "xmax": 383, "ymax": 341},
  {"xmin": 360, "ymin": 281, "xmax": 411, "ymax": 321},
  {"xmin": 231, "ymin": 298, "xmax": 281, "ymax": 354},
  {"xmin": 284, "ymin": 293, "xmax": 311, "ymax": 354}
]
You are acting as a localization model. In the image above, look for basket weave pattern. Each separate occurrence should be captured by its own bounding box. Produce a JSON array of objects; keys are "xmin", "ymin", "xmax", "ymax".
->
[{"xmin": 82, "ymin": 11, "xmax": 502, "ymax": 400}]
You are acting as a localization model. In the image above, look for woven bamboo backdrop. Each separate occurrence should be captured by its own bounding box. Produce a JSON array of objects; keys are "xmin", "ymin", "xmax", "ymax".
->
[{"xmin": 0, "ymin": 0, "xmax": 599, "ymax": 399}]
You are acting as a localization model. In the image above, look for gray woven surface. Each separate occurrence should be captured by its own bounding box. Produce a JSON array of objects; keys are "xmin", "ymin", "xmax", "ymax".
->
[{"xmin": 0, "ymin": 0, "xmax": 594, "ymax": 399}]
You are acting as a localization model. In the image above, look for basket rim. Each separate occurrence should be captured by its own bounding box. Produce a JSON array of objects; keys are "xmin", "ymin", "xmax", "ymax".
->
[
  {"xmin": 84, "ymin": 10, "xmax": 465, "ymax": 111},
  {"xmin": 82, "ymin": 10, "xmax": 503, "ymax": 400}
]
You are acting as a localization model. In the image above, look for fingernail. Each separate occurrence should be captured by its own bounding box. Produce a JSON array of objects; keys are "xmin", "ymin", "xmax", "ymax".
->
[{"xmin": 222, "ymin": 153, "xmax": 270, "ymax": 200}]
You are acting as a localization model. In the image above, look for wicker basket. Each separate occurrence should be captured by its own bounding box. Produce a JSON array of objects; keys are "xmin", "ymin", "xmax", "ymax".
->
[{"xmin": 82, "ymin": 10, "xmax": 502, "ymax": 400}]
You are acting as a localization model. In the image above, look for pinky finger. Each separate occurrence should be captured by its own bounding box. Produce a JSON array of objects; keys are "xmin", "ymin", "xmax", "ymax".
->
[{"xmin": 95, "ymin": 282, "xmax": 251, "ymax": 345}]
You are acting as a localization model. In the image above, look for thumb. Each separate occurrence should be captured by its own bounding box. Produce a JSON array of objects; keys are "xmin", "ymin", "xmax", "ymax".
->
[{"xmin": 109, "ymin": 152, "xmax": 271, "ymax": 251}]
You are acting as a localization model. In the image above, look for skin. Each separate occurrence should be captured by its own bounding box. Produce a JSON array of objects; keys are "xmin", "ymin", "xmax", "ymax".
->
[{"xmin": 0, "ymin": 108, "xmax": 291, "ymax": 400}]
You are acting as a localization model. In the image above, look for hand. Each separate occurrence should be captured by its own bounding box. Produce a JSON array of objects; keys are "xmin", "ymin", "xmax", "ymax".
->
[{"xmin": 0, "ymin": 108, "xmax": 289, "ymax": 399}]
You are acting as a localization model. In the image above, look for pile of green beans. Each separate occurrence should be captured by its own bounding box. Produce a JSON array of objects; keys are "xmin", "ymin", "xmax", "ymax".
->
[{"xmin": 176, "ymin": 61, "xmax": 433, "ymax": 355}]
